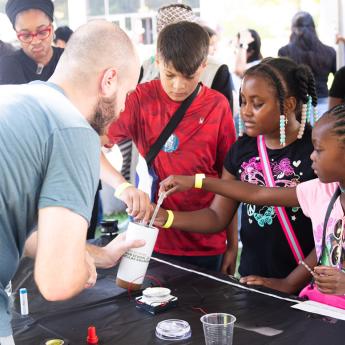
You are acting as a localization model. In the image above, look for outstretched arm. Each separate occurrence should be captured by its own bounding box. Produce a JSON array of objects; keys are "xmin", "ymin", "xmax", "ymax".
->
[
  {"xmin": 154, "ymin": 169, "xmax": 239, "ymax": 233},
  {"xmin": 160, "ymin": 174, "xmax": 300, "ymax": 208}
]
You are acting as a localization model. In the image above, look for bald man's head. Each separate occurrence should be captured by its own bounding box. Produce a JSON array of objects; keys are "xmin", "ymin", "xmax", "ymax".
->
[
  {"xmin": 53, "ymin": 20, "xmax": 140, "ymax": 135},
  {"xmin": 57, "ymin": 20, "xmax": 139, "ymax": 83}
]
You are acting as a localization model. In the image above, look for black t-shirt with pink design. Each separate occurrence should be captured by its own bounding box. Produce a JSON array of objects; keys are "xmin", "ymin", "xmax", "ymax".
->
[{"xmin": 225, "ymin": 126, "xmax": 316, "ymax": 278}]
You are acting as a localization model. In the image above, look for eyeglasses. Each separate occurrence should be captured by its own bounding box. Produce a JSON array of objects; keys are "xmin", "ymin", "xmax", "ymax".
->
[{"xmin": 16, "ymin": 25, "xmax": 52, "ymax": 44}]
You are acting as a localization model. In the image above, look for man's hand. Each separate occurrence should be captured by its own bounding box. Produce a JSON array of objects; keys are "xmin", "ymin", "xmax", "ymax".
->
[
  {"xmin": 159, "ymin": 175, "xmax": 195, "ymax": 196},
  {"xmin": 84, "ymin": 251, "xmax": 97, "ymax": 289},
  {"xmin": 89, "ymin": 233, "xmax": 146, "ymax": 269},
  {"xmin": 314, "ymin": 266, "xmax": 345, "ymax": 295},
  {"xmin": 120, "ymin": 186, "xmax": 151, "ymax": 223}
]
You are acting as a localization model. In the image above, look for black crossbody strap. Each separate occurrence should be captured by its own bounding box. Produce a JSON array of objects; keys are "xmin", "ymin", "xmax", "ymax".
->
[
  {"xmin": 317, "ymin": 186, "xmax": 341, "ymax": 266},
  {"xmin": 145, "ymin": 83, "xmax": 201, "ymax": 166}
]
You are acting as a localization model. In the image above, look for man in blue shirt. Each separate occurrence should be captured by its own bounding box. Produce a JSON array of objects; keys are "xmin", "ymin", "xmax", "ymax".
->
[{"xmin": 0, "ymin": 20, "xmax": 145, "ymax": 341}]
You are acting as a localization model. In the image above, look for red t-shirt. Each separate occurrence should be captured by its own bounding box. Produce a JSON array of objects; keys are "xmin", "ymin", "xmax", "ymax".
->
[{"xmin": 107, "ymin": 80, "xmax": 236, "ymax": 256}]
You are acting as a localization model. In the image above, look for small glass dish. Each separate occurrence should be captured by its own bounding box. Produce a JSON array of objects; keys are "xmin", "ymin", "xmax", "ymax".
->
[{"xmin": 155, "ymin": 319, "xmax": 192, "ymax": 341}]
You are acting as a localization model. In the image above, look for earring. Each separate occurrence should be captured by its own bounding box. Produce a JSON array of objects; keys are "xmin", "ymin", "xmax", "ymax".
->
[
  {"xmin": 306, "ymin": 95, "xmax": 312, "ymax": 123},
  {"xmin": 297, "ymin": 95, "xmax": 311, "ymax": 139},
  {"xmin": 280, "ymin": 114, "xmax": 286, "ymax": 146},
  {"xmin": 238, "ymin": 114, "xmax": 244, "ymax": 137},
  {"xmin": 297, "ymin": 102, "xmax": 307, "ymax": 139},
  {"xmin": 313, "ymin": 106, "xmax": 318, "ymax": 125}
]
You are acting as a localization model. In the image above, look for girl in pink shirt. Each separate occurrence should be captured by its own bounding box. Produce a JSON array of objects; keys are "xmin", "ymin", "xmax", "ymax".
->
[{"xmin": 159, "ymin": 103, "xmax": 345, "ymax": 302}]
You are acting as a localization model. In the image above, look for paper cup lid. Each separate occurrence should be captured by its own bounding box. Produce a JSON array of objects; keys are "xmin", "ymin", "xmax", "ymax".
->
[{"xmin": 155, "ymin": 319, "xmax": 191, "ymax": 341}]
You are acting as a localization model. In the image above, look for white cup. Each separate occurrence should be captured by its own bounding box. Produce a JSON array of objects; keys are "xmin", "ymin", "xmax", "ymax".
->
[{"xmin": 116, "ymin": 222, "xmax": 158, "ymax": 290}]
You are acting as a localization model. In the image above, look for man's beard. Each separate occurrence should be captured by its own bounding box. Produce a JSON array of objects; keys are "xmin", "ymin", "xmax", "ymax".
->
[{"xmin": 90, "ymin": 94, "xmax": 118, "ymax": 135}]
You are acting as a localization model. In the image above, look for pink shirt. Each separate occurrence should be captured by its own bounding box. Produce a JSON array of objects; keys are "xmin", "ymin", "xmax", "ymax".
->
[{"xmin": 296, "ymin": 178, "xmax": 344, "ymax": 262}]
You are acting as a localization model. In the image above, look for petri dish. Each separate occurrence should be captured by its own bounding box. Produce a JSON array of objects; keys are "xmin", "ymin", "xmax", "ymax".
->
[{"xmin": 155, "ymin": 319, "xmax": 192, "ymax": 341}]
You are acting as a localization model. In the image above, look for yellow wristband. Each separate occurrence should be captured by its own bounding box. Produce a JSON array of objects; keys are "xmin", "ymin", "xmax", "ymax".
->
[
  {"xmin": 114, "ymin": 182, "xmax": 133, "ymax": 199},
  {"xmin": 194, "ymin": 173, "xmax": 206, "ymax": 189},
  {"xmin": 162, "ymin": 210, "xmax": 174, "ymax": 229}
]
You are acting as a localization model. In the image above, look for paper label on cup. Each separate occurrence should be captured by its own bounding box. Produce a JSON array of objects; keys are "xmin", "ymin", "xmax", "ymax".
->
[
  {"xmin": 117, "ymin": 222, "xmax": 158, "ymax": 285},
  {"xmin": 123, "ymin": 250, "xmax": 150, "ymax": 263}
]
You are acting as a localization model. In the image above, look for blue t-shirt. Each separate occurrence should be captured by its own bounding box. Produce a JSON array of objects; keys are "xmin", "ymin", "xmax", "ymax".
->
[{"xmin": 0, "ymin": 81, "xmax": 100, "ymax": 336}]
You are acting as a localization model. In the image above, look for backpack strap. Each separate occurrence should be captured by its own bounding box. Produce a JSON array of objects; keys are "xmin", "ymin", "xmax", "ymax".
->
[{"xmin": 145, "ymin": 83, "xmax": 201, "ymax": 166}]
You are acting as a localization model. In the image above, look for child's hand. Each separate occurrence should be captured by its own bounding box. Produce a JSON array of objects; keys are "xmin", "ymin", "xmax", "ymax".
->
[
  {"xmin": 239, "ymin": 276, "xmax": 295, "ymax": 294},
  {"xmin": 159, "ymin": 175, "xmax": 195, "ymax": 196},
  {"xmin": 314, "ymin": 266, "xmax": 345, "ymax": 295},
  {"xmin": 152, "ymin": 205, "xmax": 169, "ymax": 227}
]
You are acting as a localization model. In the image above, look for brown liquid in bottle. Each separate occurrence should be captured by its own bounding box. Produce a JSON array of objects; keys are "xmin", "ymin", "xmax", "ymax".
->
[{"xmin": 116, "ymin": 277, "xmax": 142, "ymax": 290}]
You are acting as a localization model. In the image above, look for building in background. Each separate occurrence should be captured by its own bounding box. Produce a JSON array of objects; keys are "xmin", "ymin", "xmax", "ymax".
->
[{"xmin": 0, "ymin": 0, "xmax": 342, "ymax": 65}]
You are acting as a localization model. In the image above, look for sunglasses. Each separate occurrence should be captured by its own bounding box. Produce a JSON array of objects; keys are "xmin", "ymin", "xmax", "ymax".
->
[{"xmin": 16, "ymin": 24, "xmax": 52, "ymax": 44}]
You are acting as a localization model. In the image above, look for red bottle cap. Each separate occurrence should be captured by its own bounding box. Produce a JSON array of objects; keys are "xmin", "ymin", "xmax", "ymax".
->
[{"xmin": 87, "ymin": 325, "xmax": 99, "ymax": 344}]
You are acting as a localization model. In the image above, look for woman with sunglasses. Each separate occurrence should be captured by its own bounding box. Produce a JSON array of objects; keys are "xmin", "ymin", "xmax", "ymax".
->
[{"xmin": 0, "ymin": 0, "xmax": 63, "ymax": 85}]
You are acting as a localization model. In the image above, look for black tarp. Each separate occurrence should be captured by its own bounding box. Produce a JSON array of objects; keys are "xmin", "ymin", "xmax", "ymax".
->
[{"xmin": 10, "ymin": 257, "xmax": 345, "ymax": 345}]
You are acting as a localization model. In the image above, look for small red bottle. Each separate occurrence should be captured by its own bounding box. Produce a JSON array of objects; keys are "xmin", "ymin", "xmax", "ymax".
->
[{"xmin": 87, "ymin": 325, "xmax": 99, "ymax": 345}]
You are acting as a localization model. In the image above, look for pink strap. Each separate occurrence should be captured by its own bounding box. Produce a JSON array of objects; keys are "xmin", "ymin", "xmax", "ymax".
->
[{"xmin": 257, "ymin": 135, "xmax": 304, "ymax": 263}]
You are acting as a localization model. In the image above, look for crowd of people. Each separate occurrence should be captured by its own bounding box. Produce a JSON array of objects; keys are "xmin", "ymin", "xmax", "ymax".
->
[{"xmin": 0, "ymin": 0, "xmax": 345, "ymax": 342}]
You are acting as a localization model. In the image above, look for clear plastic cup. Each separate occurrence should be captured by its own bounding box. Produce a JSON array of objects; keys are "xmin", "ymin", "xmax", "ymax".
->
[{"xmin": 200, "ymin": 313, "xmax": 236, "ymax": 345}]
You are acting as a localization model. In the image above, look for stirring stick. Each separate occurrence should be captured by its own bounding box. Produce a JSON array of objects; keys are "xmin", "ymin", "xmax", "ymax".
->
[
  {"xmin": 299, "ymin": 260, "xmax": 316, "ymax": 277},
  {"xmin": 149, "ymin": 192, "xmax": 166, "ymax": 228}
]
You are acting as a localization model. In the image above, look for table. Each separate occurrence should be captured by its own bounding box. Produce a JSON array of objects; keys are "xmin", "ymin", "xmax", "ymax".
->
[{"xmin": 11, "ymin": 257, "xmax": 345, "ymax": 345}]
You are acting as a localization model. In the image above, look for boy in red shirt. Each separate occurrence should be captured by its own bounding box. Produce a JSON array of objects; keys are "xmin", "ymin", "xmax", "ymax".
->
[{"xmin": 106, "ymin": 21, "xmax": 236, "ymax": 271}]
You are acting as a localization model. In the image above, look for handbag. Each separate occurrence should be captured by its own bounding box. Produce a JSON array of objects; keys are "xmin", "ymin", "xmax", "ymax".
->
[
  {"xmin": 299, "ymin": 187, "xmax": 345, "ymax": 309},
  {"xmin": 257, "ymin": 135, "xmax": 304, "ymax": 263},
  {"xmin": 136, "ymin": 83, "xmax": 201, "ymax": 201}
]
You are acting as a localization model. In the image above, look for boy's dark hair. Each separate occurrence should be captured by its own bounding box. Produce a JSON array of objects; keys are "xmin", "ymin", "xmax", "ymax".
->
[
  {"xmin": 157, "ymin": 21, "xmax": 209, "ymax": 76},
  {"xmin": 323, "ymin": 104, "xmax": 345, "ymax": 146},
  {"xmin": 241, "ymin": 57, "xmax": 317, "ymax": 122}
]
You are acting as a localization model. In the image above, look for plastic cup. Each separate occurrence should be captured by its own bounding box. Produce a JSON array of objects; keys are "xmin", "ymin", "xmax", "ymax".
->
[
  {"xmin": 200, "ymin": 313, "xmax": 236, "ymax": 345},
  {"xmin": 116, "ymin": 222, "xmax": 158, "ymax": 290}
]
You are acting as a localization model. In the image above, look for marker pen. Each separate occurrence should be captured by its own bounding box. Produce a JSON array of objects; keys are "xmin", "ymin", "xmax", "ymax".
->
[{"xmin": 20, "ymin": 288, "xmax": 29, "ymax": 315}]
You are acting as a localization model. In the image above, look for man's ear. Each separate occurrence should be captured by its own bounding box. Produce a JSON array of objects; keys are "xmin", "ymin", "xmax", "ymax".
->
[
  {"xmin": 285, "ymin": 96, "xmax": 297, "ymax": 115},
  {"xmin": 100, "ymin": 68, "xmax": 117, "ymax": 97}
]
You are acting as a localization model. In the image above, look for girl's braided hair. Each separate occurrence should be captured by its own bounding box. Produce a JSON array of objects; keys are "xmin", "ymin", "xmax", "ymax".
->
[
  {"xmin": 323, "ymin": 104, "xmax": 345, "ymax": 146},
  {"xmin": 240, "ymin": 57, "xmax": 317, "ymax": 122}
]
